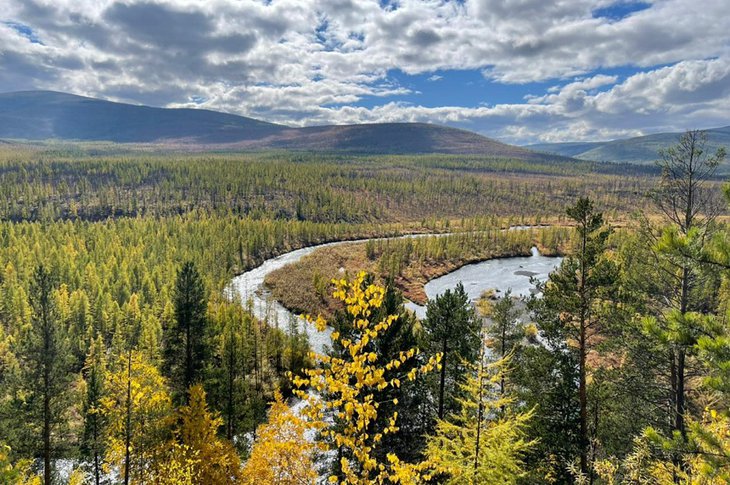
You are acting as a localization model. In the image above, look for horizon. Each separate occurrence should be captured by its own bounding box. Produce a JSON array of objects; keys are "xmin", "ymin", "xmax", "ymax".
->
[
  {"xmin": 2, "ymin": 88, "xmax": 727, "ymax": 147},
  {"xmin": 2, "ymin": 0, "xmax": 729, "ymax": 144}
]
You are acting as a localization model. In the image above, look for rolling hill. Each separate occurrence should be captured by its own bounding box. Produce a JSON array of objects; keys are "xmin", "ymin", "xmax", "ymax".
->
[
  {"xmin": 0, "ymin": 91, "xmax": 555, "ymax": 160},
  {"xmin": 527, "ymin": 126, "xmax": 730, "ymax": 164}
]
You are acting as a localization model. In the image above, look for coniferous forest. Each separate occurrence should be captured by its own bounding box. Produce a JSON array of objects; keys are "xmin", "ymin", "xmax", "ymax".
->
[{"xmin": 1, "ymin": 130, "xmax": 729, "ymax": 485}]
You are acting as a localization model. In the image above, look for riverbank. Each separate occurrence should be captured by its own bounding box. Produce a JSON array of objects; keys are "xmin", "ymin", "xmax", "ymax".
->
[{"xmin": 264, "ymin": 227, "xmax": 571, "ymax": 319}]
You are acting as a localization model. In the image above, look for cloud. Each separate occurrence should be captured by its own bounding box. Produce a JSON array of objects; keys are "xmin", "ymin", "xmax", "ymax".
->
[{"xmin": 0, "ymin": 0, "xmax": 729, "ymax": 143}]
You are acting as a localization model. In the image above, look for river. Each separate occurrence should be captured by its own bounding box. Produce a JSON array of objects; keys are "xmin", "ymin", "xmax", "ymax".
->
[{"xmin": 228, "ymin": 232, "xmax": 562, "ymax": 354}]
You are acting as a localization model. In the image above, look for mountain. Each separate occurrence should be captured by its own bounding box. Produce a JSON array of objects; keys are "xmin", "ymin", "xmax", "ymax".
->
[
  {"xmin": 0, "ymin": 91, "xmax": 555, "ymax": 160},
  {"xmin": 525, "ymin": 141, "xmax": 605, "ymax": 158},
  {"xmin": 0, "ymin": 91, "xmax": 284, "ymax": 143},
  {"xmin": 526, "ymin": 126, "xmax": 730, "ymax": 164}
]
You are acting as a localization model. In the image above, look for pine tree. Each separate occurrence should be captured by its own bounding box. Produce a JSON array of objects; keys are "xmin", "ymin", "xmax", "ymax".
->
[
  {"xmin": 486, "ymin": 291, "xmax": 523, "ymax": 396},
  {"xmin": 647, "ymin": 130, "xmax": 726, "ymax": 444},
  {"xmin": 523, "ymin": 197, "xmax": 618, "ymax": 480},
  {"xmin": 165, "ymin": 261, "xmax": 210, "ymax": 402}
]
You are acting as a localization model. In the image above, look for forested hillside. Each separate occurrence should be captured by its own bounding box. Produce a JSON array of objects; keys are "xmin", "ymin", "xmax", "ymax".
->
[
  {"xmin": 0, "ymin": 144, "xmax": 658, "ymax": 223},
  {"xmin": 0, "ymin": 131, "xmax": 728, "ymax": 484}
]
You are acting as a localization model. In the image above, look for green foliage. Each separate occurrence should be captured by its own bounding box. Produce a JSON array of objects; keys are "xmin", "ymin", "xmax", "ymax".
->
[
  {"xmin": 165, "ymin": 261, "xmax": 210, "ymax": 402},
  {"xmin": 424, "ymin": 283, "xmax": 482, "ymax": 420},
  {"xmin": 426, "ymin": 358, "xmax": 535, "ymax": 484},
  {"xmin": 0, "ymin": 146, "xmax": 660, "ymax": 223}
]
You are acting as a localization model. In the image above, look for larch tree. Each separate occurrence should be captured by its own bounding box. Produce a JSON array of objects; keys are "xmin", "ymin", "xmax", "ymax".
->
[
  {"xmin": 101, "ymin": 351, "xmax": 173, "ymax": 485},
  {"xmin": 293, "ymin": 272, "xmax": 442, "ymax": 484},
  {"xmin": 175, "ymin": 384, "xmax": 242, "ymax": 484},
  {"xmin": 425, "ymin": 357, "xmax": 534, "ymax": 485},
  {"xmin": 241, "ymin": 390, "xmax": 319, "ymax": 485}
]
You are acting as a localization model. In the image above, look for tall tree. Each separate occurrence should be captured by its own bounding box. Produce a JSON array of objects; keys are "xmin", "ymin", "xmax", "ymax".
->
[
  {"xmin": 165, "ymin": 261, "xmax": 210, "ymax": 402},
  {"xmin": 644, "ymin": 130, "xmax": 726, "ymax": 443},
  {"xmin": 486, "ymin": 291, "xmax": 523, "ymax": 396},
  {"xmin": 294, "ymin": 272, "xmax": 441, "ymax": 484},
  {"xmin": 527, "ymin": 197, "xmax": 617, "ymax": 479},
  {"xmin": 80, "ymin": 336, "xmax": 106, "ymax": 485},
  {"xmin": 18, "ymin": 265, "xmax": 73, "ymax": 485},
  {"xmin": 102, "ymin": 351, "xmax": 172, "ymax": 485},
  {"xmin": 425, "ymin": 357, "xmax": 534, "ymax": 484},
  {"xmin": 175, "ymin": 384, "xmax": 242, "ymax": 484},
  {"xmin": 423, "ymin": 283, "xmax": 481, "ymax": 420}
]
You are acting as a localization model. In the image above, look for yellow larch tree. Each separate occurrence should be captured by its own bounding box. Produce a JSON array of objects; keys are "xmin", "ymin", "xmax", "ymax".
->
[
  {"xmin": 241, "ymin": 390, "xmax": 321, "ymax": 484},
  {"xmin": 175, "ymin": 384, "xmax": 243, "ymax": 484},
  {"xmin": 292, "ymin": 271, "xmax": 442, "ymax": 485},
  {"xmin": 101, "ymin": 350, "xmax": 173, "ymax": 485}
]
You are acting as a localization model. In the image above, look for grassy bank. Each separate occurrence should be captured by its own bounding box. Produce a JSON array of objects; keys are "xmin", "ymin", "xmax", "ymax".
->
[{"xmin": 264, "ymin": 226, "xmax": 573, "ymax": 318}]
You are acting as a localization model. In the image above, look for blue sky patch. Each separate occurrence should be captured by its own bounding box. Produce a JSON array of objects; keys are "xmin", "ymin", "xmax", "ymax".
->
[
  {"xmin": 592, "ymin": 1, "xmax": 651, "ymax": 21},
  {"xmin": 3, "ymin": 20, "xmax": 44, "ymax": 45}
]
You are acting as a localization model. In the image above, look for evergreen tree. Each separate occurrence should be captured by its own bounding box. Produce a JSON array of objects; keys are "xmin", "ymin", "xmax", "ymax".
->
[
  {"xmin": 165, "ymin": 261, "xmax": 210, "ymax": 402},
  {"xmin": 80, "ymin": 336, "xmax": 106, "ymax": 485},
  {"xmin": 486, "ymin": 291, "xmax": 523, "ymax": 396},
  {"xmin": 522, "ymin": 197, "xmax": 618, "ymax": 480},
  {"xmin": 18, "ymin": 265, "xmax": 73, "ymax": 485},
  {"xmin": 646, "ymin": 130, "xmax": 726, "ymax": 443},
  {"xmin": 423, "ymin": 283, "xmax": 481, "ymax": 420}
]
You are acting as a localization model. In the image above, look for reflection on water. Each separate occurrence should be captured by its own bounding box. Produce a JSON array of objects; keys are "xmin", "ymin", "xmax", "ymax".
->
[{"xmin": 405, "ymin": 247, "xmax": 561, "ymax": 319}]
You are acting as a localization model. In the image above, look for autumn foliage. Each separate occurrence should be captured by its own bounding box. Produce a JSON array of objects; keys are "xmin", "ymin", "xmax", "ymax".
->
[{"xmin": 292, "ymin": 272, "xmax": 442, "ymax": 484}]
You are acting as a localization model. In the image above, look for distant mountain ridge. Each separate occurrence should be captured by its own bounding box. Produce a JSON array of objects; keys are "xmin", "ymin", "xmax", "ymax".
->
[
  {"xmin": 0, "ymin": 91, "xmax": 556, "ymax": 161},
  {"xmin": 527, "ymin": 126, "xmax": 730, "ymax": 165}
]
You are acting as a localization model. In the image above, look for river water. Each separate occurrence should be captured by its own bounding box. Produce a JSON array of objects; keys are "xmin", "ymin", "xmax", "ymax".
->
[
  {"xmin": 404, "ymin": 246, "xmax": 562, "ymax": 318},
  {"xmin": 228, "ymin": 234, "xmax": 562, "ymax": 354}
]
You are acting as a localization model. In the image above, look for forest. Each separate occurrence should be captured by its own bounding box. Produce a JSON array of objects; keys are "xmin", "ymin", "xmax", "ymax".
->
[{"xmin": 1, "ymin": 130, "xmax": 729, "ymax": 484}]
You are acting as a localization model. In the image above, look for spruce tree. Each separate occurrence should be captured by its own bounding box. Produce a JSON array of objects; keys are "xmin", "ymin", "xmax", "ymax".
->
[
  {"xmin": 164, "ymin": 261, "xmax": 209, "ymax": 402},
  {"xmin": 423, "ymin": 282, "xmax": 481, "ymax": 420},
  {"xmin": 19, "ymin": 265, "xmax": 73, "ymax": 485}
]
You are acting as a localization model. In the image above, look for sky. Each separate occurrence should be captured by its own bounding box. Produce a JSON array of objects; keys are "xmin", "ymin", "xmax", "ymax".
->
[{"xmin": 1, "ymin": 0, "xmax": 729, "ymax": 144}]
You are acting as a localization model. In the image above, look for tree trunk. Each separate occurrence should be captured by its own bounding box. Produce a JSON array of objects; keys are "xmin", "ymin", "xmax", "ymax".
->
[
  {"xmin": 44, "ymin": 369, "xmax": 51, "ymax": 485},
  {"xmin": 43, "ymin": 302, "xmax": 51, "ymax": 485},
  {"xmin": 579, "ymin": 222, "xmax": 589, "ymax": 476},
  {"xmin": 438, "ymin": 335, "xmax": 448, "ymax": 420},
  {"xmin": 124, "ymin": 350, "xmax": 132, "ymax": 485}
]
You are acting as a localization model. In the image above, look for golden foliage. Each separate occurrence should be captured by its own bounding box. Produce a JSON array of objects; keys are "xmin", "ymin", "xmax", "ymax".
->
[
  {"xmin": 101, "ymin": 351, "xmax": 173, "ymax": 484},
  {"xmin": 293, "ymin": 272, "xmax": 441, "ymax": 484},
  {"xmin": 0, "ymin": 444, "xmax": 41, "ymax": 485},
  {"xmin": 242, "ymin": 390, "xmax": 320, "ymax": 484},
  {"xmin": 175, "ymin": 384, "xmax": 242, "ymax": 484}
]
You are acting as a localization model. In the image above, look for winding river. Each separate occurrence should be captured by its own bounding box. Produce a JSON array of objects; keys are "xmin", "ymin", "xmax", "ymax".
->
[{"xmin": 228, "ymin": 232, "xmax": 562, "ymax": 355}]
